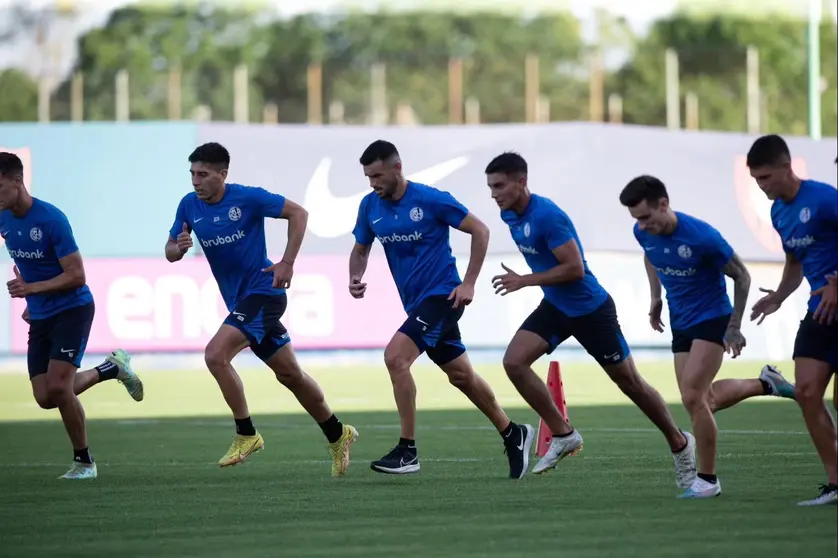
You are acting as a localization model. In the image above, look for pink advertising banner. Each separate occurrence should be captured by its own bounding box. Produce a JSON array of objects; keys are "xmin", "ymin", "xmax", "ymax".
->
[{"xmin": 9, "ymin": 255, "xmax": 405, "ymax": 353}]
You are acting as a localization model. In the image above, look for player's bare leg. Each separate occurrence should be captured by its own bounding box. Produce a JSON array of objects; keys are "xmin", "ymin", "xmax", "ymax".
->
[
  {"xmin": 440, "ymin": 352, "xmax": 509, "ymax": 431},
  {"xmin": 794, "ymin": 358, "xmax": 838, "ymax": 506},
  {"xmin": 672, "ymin": 343, "xmax": 724, "ymax": 498},
  {"xmin": 205, "ymin": 325, "xmax": 263, "ymax": 467},
  {"xmin": 383, "ymin": 332, "xmax": 420, "ymax": 441},
  {"xmin": 504, "ymin": 331, "xmax": 581, "ymax": 475},
  {"xmin": 709, "ymin": 365, "xmax": 795, "ymax": 412},
  {"xmin": 32, "ymin": 360, "xmax": 97, "ymax": 480},
  {"xmin": 265, "ymin": 343, "xmax": 358, "ymax": 477},
  {"xmin": 603, "ymin": 356, "xmax": 686, "ymax": 451},
  {"xmin": 440, "ymin": 352, "xmax": 535, "ymax": 479}
]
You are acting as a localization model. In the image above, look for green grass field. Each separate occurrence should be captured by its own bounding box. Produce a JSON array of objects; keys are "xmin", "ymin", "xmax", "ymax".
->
[{"xmin": 0, "ymin": 359, "xmax": 835, "ymax": 558}]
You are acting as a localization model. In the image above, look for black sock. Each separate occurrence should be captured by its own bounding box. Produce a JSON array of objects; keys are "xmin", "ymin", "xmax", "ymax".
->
[
  {"xmin": 73, "ymin": 447, "xmax": 93, "ymax": 464},
  {"xmin": 759, "ymin": 379, "xmax": 772, "ymax": 395},
  {"xmin": 95, "ymin": 360, "xmax": 119, "ymax": 382},
  {"xmin": 235, "ymin": 417, "xmax": 256, "ymax": 436},
  {"xmin": 318, "ymin": 414, "xmax": 343, "ymax": 444},
  {"xmin": 672, "ymin": 430, "xmax": 688, "ymax": 454},
  {"xmin": 398, "ymin": 437, "xmax": 415, "ymax": 448},
  {"xmin": 553, "ymin": 428, "xmax": 575, "ymax": 439},
  {"xmin": 500, "ymin": 422, "xmax": 516, "ymax": 439},
  {"xmin": 697, "ymin": 473, "xmax": 717, "ymax": 484}
]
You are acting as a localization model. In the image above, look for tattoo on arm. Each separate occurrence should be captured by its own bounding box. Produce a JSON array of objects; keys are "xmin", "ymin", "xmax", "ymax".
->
[{"xmin": 722, "ymin": 253, "xmax": 751, "ymax": 328}]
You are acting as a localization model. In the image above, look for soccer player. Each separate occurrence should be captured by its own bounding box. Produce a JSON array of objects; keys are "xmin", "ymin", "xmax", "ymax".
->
[
  {"xmin": 619, "ymin": 174, "xmax": 796, "ymax": 499},
  {"xmin": 485, "ymin": 152, "xmax": 697, "ymax": 487},
  {"xmin": 0, "ymin": 151, "xmax": 143, "ymax": 480},
  {"xmin": 348, "ymin": 140, "xmax": 534, "ymax": 479},
  {"xmin": 747, "ymin": 135, "xmax": 838, "ymax": 506},
  {"xmin": 165, "ymin": 142, "xmax": 357, "ymax": 476}
]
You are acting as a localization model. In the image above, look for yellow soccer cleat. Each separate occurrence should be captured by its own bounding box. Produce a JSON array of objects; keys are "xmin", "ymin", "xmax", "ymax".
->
[
  {"xmin": 218, "ymin": 432, "xmax": 264, "ymax": 467},
  {"xmin": 328, "ymin": 424, "xmax": 358, "ymax": 477}
]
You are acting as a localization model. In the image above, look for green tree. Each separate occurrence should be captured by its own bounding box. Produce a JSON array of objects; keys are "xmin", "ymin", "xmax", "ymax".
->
[
  {"xmin": 611, "ymin": 13, "xmax": 838, "ymax": 136},
  {"xmin": 52, "ymin": 6, "xmax": 270, "ymax": 122},
  {"xmin": 0, "ymin": 69, "xmax": 38, "ymax": 122}
]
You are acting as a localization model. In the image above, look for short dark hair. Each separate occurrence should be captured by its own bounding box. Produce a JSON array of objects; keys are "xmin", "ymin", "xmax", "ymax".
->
[
  {"xmin": 746, "ymin": 134, "xmax": 790, "ymax": 168},
  {"xmin": 359, "ymin": 140, "xmax": 399, "ymax": 166},
  {"xmin": 0, "ymin": 152, "xmax": 24, "ymax": 178},
  {"xmin": 619, "ymin": 175, "xmax": 669, "ymax": 207},
  {"xmin": 188, "ymin": 142, "xmax": 230, "ymax": 169},
  {"xmin": 485, "ymin": 152, "xmax": 528, "ymax": 176}
]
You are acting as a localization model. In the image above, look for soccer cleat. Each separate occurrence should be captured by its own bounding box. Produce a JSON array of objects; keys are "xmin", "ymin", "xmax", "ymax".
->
[
  {"xmin": 370, "ymin": 443, "xmax": 420, "ymax": 474},
  {"xmin": 673, "ymin": 431, "xmax": 697, "ymax": 489},
  {"xmin": 759, "ymin": 364, "xmax": 796, "ymax": 400},
  {"xmin": 797, "ymin": 484, "xmax": 838, "ymax": 507},
  {"xmin": 109, "ymin": 349, "xmax": 144, "ymax": 402},
  {"xmin": 328, "ymin": 424, "xmax": 358, "ymax": 477},
  {"xmin": 59, "ymin": 461, "xmax": 97, "ymax": 480},
  {"xmin": 218, "ymin": 432, "xmax": 264, "ymax": 467},
  {"xmin": 503, "ymin": 423, "xmax": 535, "ymax": 479},
  {"xmin": 677, "ymin": 477, "xmax": 722, "ymax": 499},
  {"xmin": 531, "ymin": 429, "xmax": 583, "ymax": 475}
]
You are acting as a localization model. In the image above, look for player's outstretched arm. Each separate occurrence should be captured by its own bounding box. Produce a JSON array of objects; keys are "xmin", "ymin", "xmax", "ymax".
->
[
  {"xmin": 750, "ymin": 252, "xmax": 802, "ymax": 324},
  {"xmin": 277, "ymin": 199, "xmax": 308, "ymax": 266},
  {"xmin": 454, "ymin": 213, "xmax": 490, "ymax": 286},
  {"xmin": 8, "ymin": 252, "xmax": 85, "ymax": 297}
]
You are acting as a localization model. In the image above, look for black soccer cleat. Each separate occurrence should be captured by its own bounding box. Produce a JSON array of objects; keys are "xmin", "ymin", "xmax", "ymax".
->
[
  {"xmin": 370, "ymin": 443, "xmax": 420, "ymax": 475},
  {"xmin": 504, "ymin": 423, "xmax": 535, "ymax": 479}
]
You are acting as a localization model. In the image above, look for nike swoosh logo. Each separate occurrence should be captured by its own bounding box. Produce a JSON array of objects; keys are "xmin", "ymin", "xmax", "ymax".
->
[
  {"xmin": 304, "ymin": 156, "xmax": 470, "ymax": 239},
  {"xmin": 372, "ymin": 218, "xmax": 383, "ymax": 224},
  {"xmin": 194, "ymin": 217, "xmax": 204, "ymax": 222},
  {"xmin": 60, "ymin": 348, "xmax": 74, "ymax": 354},
  {"xmin": 517, "ymin": 429, "xmax": 525, "ymax": 450}
]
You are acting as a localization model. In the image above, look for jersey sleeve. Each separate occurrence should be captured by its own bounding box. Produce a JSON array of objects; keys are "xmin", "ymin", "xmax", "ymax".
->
[
  {"xmin": 249, "ymin": 187, "xmax": 286, "ymax": 219},
  {"xmin": 352, "ymin": 196, "xmax": 374, "ymax": 246},
  {"xmin": 168, "ymin": 196, "xmax": 190, "ymax": 240},
  {"xmin": 47, "ymin": 210, "xmax": 80, "ymax": 260},
  {"xmin": 431, "ymin": 190, "xmax": 469, "ymax": 228},
  {"xmin": 701, "ymin": 225, "xmax": 735, "ymax": 270},
  {"xmin": 541, "ymin": 206, "xmax": 574, "ymax": 251}
]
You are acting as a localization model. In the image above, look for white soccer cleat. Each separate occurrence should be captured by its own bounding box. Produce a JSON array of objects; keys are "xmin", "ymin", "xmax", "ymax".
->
[
  {"xmin": 677, "ymin": 477, "xmax": 721, "ymax": 499},
  {"xmin": 673, "ymin": 431, "xmax": 697, "ymax": 489},
  {"xmin": 109, "ymin": 349, "xmax": 144, "ymax": 402},
  {"xmin": 59, "ymin": 461, "xmax": 98, "ymax": 480},
  {"xmin": 759, "ymin": 364, "xmax": 796, "ymax": 400},
  {"xmin": 531, "ymin": 430, "xmax": 583, "ymax": 474},
  {"xmin": 797, "ymin": 485, "xmax": 838, "ymax": 507}
]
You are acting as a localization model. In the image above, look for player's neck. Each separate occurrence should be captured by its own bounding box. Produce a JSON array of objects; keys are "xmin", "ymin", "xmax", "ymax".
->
[
  {"xmin": 205, "ymin": 183, "xmax": 227, "ymax": 204},
  {"xmin": 9, "ymin": 192, "xmax": 34, "ymax": 218},
  {"xmin": 661, "ymin": 210, "xmax": 678, "ymax": 235},
  {"xmin": 510, "ymin": 192, "xmax": 531, "ymax": 215},
  {"xmin": 778, "ymin": 176, "xmax": 802, "ymax": 203},
  {"xmin": 391, "ymin": 177, "xmax": 408, "ymax": 202}
]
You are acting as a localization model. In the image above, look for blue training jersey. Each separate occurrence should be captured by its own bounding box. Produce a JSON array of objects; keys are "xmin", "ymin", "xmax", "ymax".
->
[
  {"xmin": 0, "ymin": 198, "xmax": 93, "ymax": 320},
  {"xmin": 634, "ymin": 212, "xmax": 734, "ymax": 331},
  {"xmin": 501, "ymin": 194, "xmax": 608, "ymax": 317},
  {"xmin": 353, "ymin": 182, "xmax": 466, "ymax": 313},
  {"xmin": 770, "ymin": 179, "xmax": 838, "ymax": 314},
  {"xmin": 169, "ymin": 183, "xmax": 286, "ymax": 312}
]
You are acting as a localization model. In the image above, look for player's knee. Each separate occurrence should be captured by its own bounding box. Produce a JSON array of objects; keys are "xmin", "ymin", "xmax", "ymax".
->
[
  {"xmin": 446, "ymin": 367, "xmax": 472, "ymax": 390},
  {"xmin": 33, "ymin": 391, "xmax": 56, "ymax": 410},
  {"xmin": 45, "ymin": 381, "xmax": 72, "ymax": 406},
  {"xmin": 272, "ymin": 361, "xmax": 303, "ymax": 386},
  {"xmin": 502, "ymin": 354, "xmax": 528, "ymax": 380},
  {"xmin": 680, "ymin": 387, "xmax": 709, "ymax": 414},
  {"xmin": 705, "ymin": 386, "xmax": 719, "ymax": 413},
  {"xmin": 383, "ymin": 348, "xmax": 411, "ymax": 377},
  {"xmin": 794, "ymin": 381, "xmax": 824, "ymax": 407},
  {"xmin": 204, "ymin": 345, "xmax": 231, "ymax": 372}
]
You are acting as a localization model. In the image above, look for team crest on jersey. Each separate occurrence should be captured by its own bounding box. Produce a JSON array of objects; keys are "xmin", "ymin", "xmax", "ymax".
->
[
  {"xmin": 523, "ymin": 222, "xmax": 531, "ymax": 238},
  {"xmin": 29, "ymin": 227, "xmax": 42, "ymax": 242},
  {"xmin": 409, "ymin": 207, "xmax": 424, "ymax": 222},
  {"xmin": 228, "ymin": 207, "xmax": 242, "ymax": 221},
  {"xmin": 799, "ymin": 207, "xmax": 811, "ymax": 223},
  {"xmin": 677, "ymin": 244, "xmax": 692, "ymax": 259}
]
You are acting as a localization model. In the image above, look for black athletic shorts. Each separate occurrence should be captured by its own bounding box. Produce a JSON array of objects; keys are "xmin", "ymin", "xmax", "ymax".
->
[
  {"xmin": 671, "ymin": 314, "xmax": 731, "ymax": 354},
  {"xmin": 793, "ymin": 312, "xmax": 838, "ymax": 371},
  {"xmin": 27, "ymin": 302, "xmax": 95, "ymax": 378},
  {"xmin": 223, "ymin": 294, "xmax": 291, "ymax": 362},
  {"xmin": 519, "ymin": 295, "xmax": 631, "ymax": 366},
  {"xmin": 397, "ymin": 295, "xmax": 467, "ymax": 366}
]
